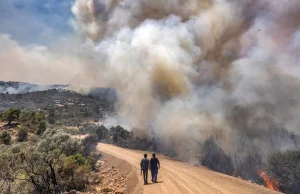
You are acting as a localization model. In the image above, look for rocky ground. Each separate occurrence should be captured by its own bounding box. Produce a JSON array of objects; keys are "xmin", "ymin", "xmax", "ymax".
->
[
  {"xmin": 92, "ymin": 153, "xmax": 140, "ymax": 194},
  {"xmin": 63, "ymin": 153, "xmax": 139, "ymax": 194}
]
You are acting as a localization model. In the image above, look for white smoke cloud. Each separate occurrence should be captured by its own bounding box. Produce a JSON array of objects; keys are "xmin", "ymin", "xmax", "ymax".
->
[
  {"xmin": 0, "ymin": 34, "xmax": 83, "ymax": 85},
  {"xmin": 70, "ymin": 0, "xmax": 300, "ymax": 162}
]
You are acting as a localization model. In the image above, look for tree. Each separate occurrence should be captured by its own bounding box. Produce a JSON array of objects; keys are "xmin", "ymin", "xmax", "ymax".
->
[
  {"xmin": 19, "ymin": 111, "xmax": 47, "ymax": 134},
  {"xmin": 2, "ymin": 108, "xmax": 21, "ymax": 125},
  {"xmin": 95, "ymin": 125, "xmax": 108, "ymax": 140},
  {"xmin": 0, "ymin": 150, "xmax": 91, "ymax": 193},
  {"xmin": 110, "ymin": 125, "xmax": 130, "ymax": 143},
  {"xmin": 200, "ymin": 138, "xmax": 234, "ymax": 175},
  {"xmin": 19, "ymin": 150, "xmax": 64, "ymax": 193},
  {"xmin": 267, "ymin": 150, "xmax": 300, "ymax": 193},
  {"xmin": 0, "ymin": 152, "xmax": 25, "ymax": 193},
  {"xmin": 0, "ymin": 131, "xmax": 11, "ymax": 145}
]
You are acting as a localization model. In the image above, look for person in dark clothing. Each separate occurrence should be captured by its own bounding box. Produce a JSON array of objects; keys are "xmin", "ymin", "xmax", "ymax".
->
[
  {"xmin": 150, "ymin": 153, "xmax": 160, "ymax": 183},
  {"xmin": 140, "ymin": 153, "xmax": 150, "ymax": 185}
]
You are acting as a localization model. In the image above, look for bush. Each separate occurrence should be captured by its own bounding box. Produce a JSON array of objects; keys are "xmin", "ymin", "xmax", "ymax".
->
[
  {"xmin": 0, "ymin": 131, "xmax": 11, "ymax": 145},
  {"xmin": 37, "ymin": 128, "xmax": 82, "ymax": 156},
  {"xmin": 19, "ymin": 111, "xmax": 47, "ymax": 134},
  {"xmin": 87, "ymin": 155, "xmax": 97, "ymax": 170},
  {"xmin": 17, "ymin": 128, "xmax": 28, "ymax": 142},
  {"xmin": 60, "ymin": 153, "xmax": 91, "ymax": 191}
]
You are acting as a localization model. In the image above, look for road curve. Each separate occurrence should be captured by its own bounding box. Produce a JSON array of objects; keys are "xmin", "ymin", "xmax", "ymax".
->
[{"xmin": 98, "ymin": 143, "xmax": 281, "ymax": 194}]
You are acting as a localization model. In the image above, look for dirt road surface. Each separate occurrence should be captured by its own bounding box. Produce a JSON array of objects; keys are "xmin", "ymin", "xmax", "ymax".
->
[{"xmin": 98, "ymin": 143, "xmax": 281, "ymax": 194}]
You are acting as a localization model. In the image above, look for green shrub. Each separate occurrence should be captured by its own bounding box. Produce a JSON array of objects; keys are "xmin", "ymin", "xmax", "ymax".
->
[
  {"xmin": 87, "ymin": 155, "xmax": 97, "ymax": 170},
  {"xmin": 19, "ymin": 111, "xmax": 47, "ymax": 134},
  {"xmin": 2, "ymin": 108, "xmax": 21, "ymax": 125},
  {"xmin": 60, "ymin": 153, "xmax": 91, "ymax": 191},
  {"xmin": 0, "ymin": 131, "xmax": 11, "ymax": 145},
  {"xmin": 37, "ymin": 128, "xmax": 82, "ymax": 156}
]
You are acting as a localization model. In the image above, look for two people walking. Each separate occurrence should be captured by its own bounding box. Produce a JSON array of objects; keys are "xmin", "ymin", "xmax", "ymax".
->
[{"xmin": 140, "ymin": 153, "xmax": 160, "ymax": 185}]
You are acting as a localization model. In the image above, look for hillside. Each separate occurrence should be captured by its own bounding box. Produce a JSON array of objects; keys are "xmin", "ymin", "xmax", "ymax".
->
[
  {"xmin": 0, "ymin": 81, "xmax": 117, "ymax": 100},
  {"xmin": 0, "ymin": 89, "xmax": 115, "ymax": 126}
]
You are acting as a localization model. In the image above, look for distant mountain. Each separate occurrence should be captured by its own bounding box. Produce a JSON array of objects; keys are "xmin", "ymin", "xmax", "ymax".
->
[
  {"xmin": 0, "ymin": 81, "xmax": 66, "ymax": 94},
  {"xmin": 0, "ymin": 81, "xmax": 117, "ymax": 100}
]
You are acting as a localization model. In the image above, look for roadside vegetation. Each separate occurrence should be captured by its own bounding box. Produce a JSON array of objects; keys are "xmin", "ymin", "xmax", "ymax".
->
[
  {"xmin": 1, "ymin": 89, "xmax": 300, "ymax": 194},
  {"xmin": 0, "ymin": 109, "xmax": 100, "ymax": 193}
]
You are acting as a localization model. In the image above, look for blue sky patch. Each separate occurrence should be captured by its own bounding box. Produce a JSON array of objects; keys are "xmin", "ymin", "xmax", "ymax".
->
[{"xmin": 0, "ymin": 0, "xmax": 74, "ymax": 45}]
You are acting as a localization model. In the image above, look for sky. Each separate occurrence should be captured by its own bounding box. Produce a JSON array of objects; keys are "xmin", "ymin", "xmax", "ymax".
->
[
  {"xmin": 0, "ymin": 0, "xmax": 74, "ymax": 45},
  {"xmin": 0, "ymin": 0, "xmax": 84, "ymax": 84}
]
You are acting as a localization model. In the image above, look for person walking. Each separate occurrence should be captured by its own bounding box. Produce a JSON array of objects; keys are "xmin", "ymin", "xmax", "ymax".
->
[
  {"xmin": 140, "ymin": 153, "xmax": 150, "ymax": 185},
  {"xmin": 150, "ymin": 153, "xmax": 160, "ymax": 183}
]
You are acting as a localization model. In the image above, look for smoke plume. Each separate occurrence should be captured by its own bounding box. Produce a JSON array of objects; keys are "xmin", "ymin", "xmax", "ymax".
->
[
  {"xmin": 0, "ymin": 34, "xmax": 83, "ymax": 85},
  {"xmin": 71, "ymin": 0, "xmax": 300, "ymax": 164}
]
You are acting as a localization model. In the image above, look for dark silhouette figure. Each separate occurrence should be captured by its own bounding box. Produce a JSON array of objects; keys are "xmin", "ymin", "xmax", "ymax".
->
[
  {"xmin": 140, "ymin": 153, "xmax": 150, "ymax": 185},
  {"xmin": 150, "ymin": 153, "xmax": 160, "ymax": 183}
]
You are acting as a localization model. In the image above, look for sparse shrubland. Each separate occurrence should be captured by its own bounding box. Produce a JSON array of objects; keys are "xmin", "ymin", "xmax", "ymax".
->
[
  {"xmin": 0, "ymin": 89, "xmax": 115, "ymax": 127},
  {"xmin": 0, "ymin": 129, "xmax": 100, "ymax": 193},
  {"xmin": 0, "ymin": 110, "xmax": 101, "ymax": 193}
]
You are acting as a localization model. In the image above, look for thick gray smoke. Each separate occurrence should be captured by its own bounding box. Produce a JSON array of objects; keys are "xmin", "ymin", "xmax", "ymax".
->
[{"xmin": 71, "ymin": 0, "xmax": 300, "ymax": 164}]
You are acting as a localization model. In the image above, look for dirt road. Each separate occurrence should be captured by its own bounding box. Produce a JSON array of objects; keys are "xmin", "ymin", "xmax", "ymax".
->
[{"xmin": 98, "ymin": 143, "xmax": 281, "ymax": 194}]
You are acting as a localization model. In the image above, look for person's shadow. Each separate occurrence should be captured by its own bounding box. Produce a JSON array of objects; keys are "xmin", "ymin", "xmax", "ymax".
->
[{"xmin": 145, "ymin": 181, "xmax": 164, "ymax": 185}]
